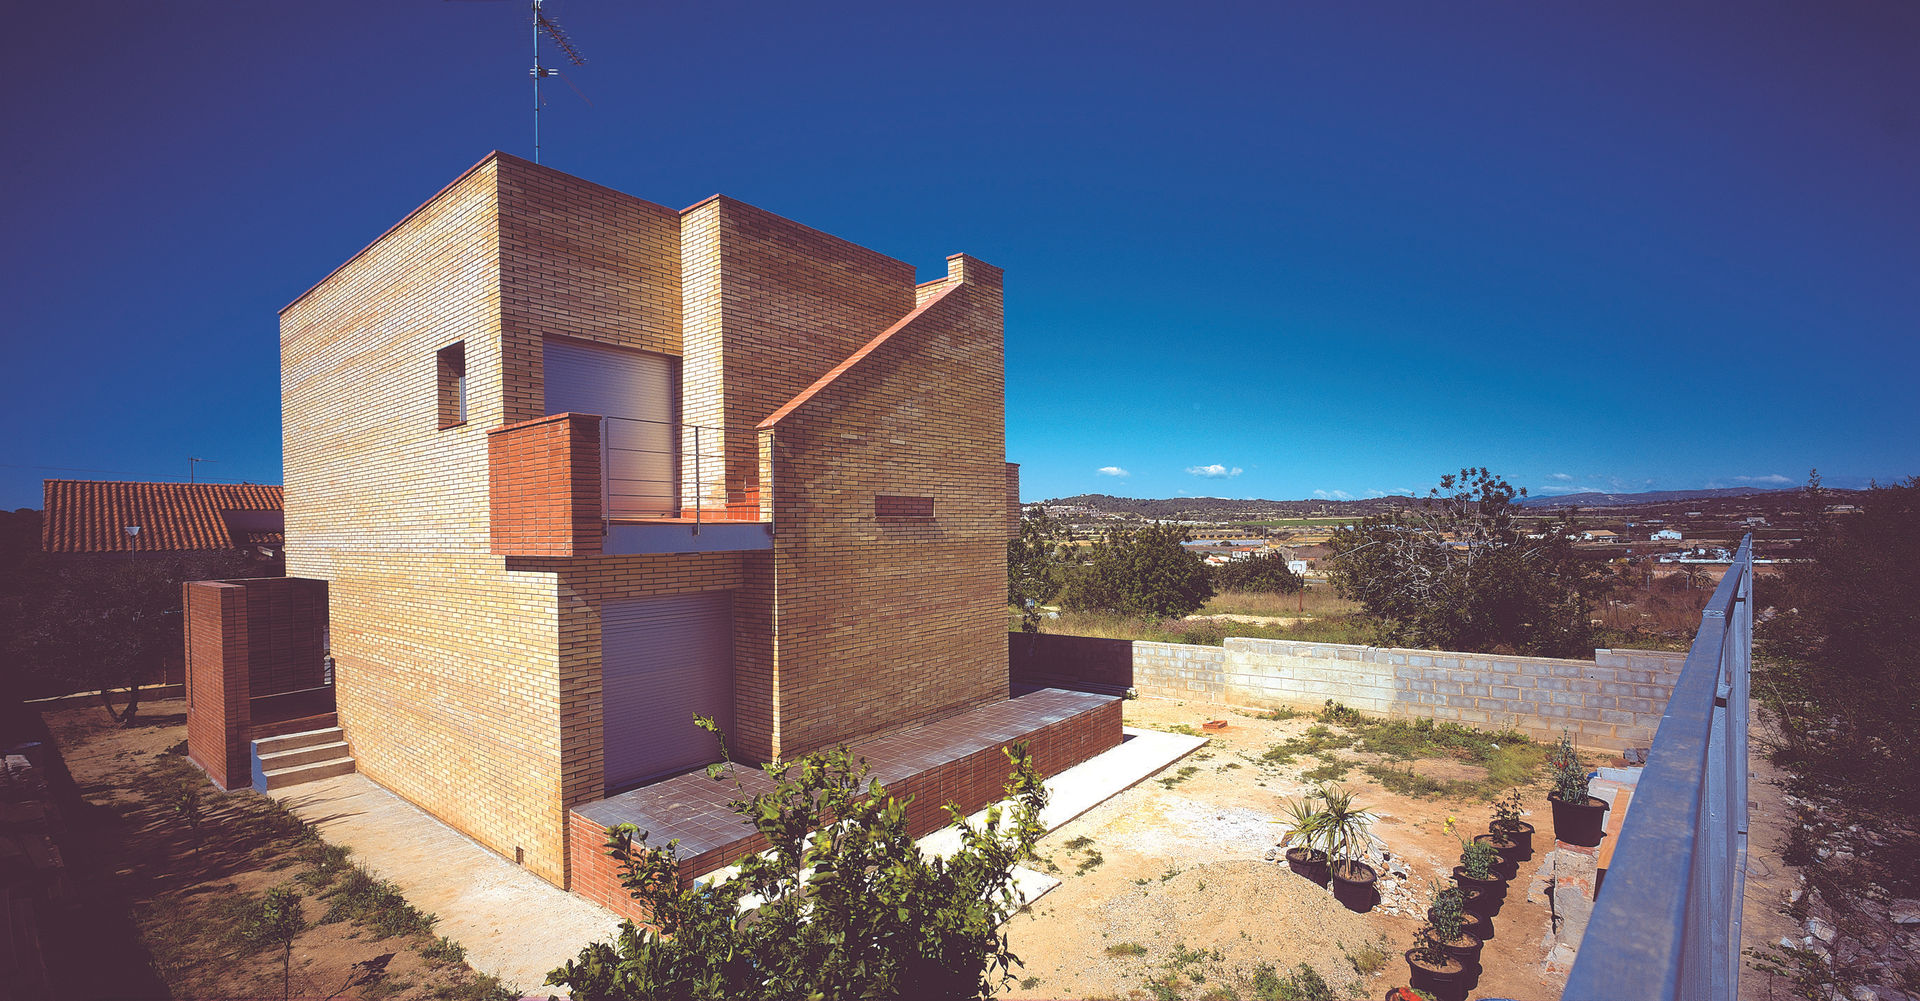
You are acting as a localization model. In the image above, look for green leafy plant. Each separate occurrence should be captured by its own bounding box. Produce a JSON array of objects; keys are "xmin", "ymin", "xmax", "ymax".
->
[
  {"xmin": 1426, "ymin": 884, "xmax": 1465, "ymax": 944},
  {"xmin": 245, "ymin": 886, "xmax": 306, "ymax": 1001},
  {"xmin": 548, "ymin": 740, "xmax": 1048, "ymax": 1001},
  {"xmin": 1443, "ymin": 816, "xmax": 1497, "ymax": 880},
  {"xmin": 1548, "ymin": 731, "xmax": 1593, "ymax": 802},
  {"xmin": 1493, "ymin": 787, "xmax": 1525, "ymax": 828},
  {"xmin": 1273, "ymin": 790, "xmax": 1327, "ymax": 857}
]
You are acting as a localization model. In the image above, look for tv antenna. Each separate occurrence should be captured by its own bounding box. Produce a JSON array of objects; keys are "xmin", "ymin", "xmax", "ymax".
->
[
  {"xmin": 529, "ymin": 0, "xmax": 588, "ymax": 163},
  {"xmin": 189, "ymin": 457, "xmax": 216, "ymax": 483},
  {"xmin": 450, "ymin": 0, "xmax": 590, "ymax": 163}
]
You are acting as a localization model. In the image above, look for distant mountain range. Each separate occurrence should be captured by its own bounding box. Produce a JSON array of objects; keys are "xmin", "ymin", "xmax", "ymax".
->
[
  {"xmin": 1515, "ymin": 486, "xmax": 1795, "ymax": 509},
  {"xmin": 1040, "ymin": 486, "xmax": 1808, "ymax": 521}
]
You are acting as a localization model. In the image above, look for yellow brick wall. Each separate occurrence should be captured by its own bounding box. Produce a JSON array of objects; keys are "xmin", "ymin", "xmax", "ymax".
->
[{"xmin": 764, "ymin": 257, "xmax": 1009, "ymax": 757}]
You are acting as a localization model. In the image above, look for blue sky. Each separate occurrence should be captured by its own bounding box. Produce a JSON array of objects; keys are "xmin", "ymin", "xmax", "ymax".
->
[{"xmin": 3, "ymin": 1, "xmax": 1915, "ymax": 510}]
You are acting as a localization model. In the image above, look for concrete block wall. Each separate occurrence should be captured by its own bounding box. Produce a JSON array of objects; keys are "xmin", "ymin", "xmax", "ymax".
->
[{"xmin": 1016, "ymin": 633, "xmax": 1688, "ymax": 753}]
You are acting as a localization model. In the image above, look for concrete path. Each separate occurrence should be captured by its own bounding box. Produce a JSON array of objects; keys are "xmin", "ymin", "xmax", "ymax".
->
[
  {"xmin": 270, "ymin": 725, "xmax": 1204, "ymax": 994},
  {"xmin": 271, "ymin": 774, "xmax": 620, "ymax": 996}
]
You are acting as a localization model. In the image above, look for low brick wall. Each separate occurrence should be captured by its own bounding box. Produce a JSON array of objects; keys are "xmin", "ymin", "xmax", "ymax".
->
[
  {"xmin": 1014, "ymin": 632, "xmax": 1685, "ymax": 753},
  {"xmin": 569, "ymin": 693, "xmax": 1123, "ymax": 925},
  {"xmin": 184, "ymin": 576, "xmax": 332, "ymax": 790}
]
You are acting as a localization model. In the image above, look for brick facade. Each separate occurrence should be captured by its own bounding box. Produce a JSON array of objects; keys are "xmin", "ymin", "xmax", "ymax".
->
[
  {"xmin": 183, "ymin": 577, "xmax": 330, "ymax": 790},
  {"xmin": 279, "ymin": 151, "xmax": 1023, "ymax": 894}
]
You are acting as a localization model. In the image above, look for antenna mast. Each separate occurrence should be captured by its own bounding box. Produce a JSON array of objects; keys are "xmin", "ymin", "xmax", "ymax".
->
[{"xmin": 530, "ymin": 0, "xmax": 586, "ymax": 164}]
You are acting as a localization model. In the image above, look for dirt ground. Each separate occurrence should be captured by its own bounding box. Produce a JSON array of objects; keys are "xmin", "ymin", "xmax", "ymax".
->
[
  {"xmin": 1000, "ymin": 696, "xmax": 1569, "ymax": 1001},
  {"xmin": 35, "ymin": 696, "xmax": 514, "ymax": 1000}
]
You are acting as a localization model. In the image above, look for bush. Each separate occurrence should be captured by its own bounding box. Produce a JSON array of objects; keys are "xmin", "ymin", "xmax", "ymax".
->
[
  {"xmin": 1062, "ymin": 524, "xmax": 1214, "ymax": 619},
  {"xmin": 1210, "ymin": 550, "xmax": 1303, "ymax": 594},
  {"xmin": 548, "ymin": 741, "xmax": 1049, "ymax": 1001}
]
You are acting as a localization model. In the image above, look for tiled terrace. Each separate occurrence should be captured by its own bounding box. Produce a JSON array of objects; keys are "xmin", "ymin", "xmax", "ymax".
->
[{"xmin": 568, "ymin": 687, "xmax": 1122, "ymax": 920}]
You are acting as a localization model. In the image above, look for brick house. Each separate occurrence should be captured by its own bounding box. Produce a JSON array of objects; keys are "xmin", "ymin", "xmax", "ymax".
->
[{"xmin": 184, "ymin": 152, "xmax": 1119, "ymax": 908}]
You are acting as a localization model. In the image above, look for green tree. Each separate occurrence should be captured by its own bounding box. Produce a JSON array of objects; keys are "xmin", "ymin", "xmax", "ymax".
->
[
  {"xmin": 1325, "ymin": 467, "xmax": 1608, "ymax": 657},
  {"xmin": 1759, "ymin": 475, "xmax": 1920, "ymax": 806},
  {"xmin": 246, "ymin": 886, "xmax": 307, "ymax": 1001},
  {"xmin": 1211, "ymin": 549, "xmax": 1304, "ymax": 595},
  {"xmin": 548, "ymin": 742, "xmax": 1049, "ymax": 1001},
  {"xmin": 1007, "ymin": 506, "xmax": 1066, "ymax": 633},
  {"xmin": 1063, "ymin": 523, "xmax": 1214, "ymax": 619}
]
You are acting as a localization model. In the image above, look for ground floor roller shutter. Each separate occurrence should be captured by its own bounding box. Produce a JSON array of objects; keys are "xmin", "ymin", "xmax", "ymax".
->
[
  {"xmin": 600, "ymin": 590, "xmax": 734, "ymax": 793},
  {"xmin": 542, "ymin": 337, "xmax": 679, "ymax": 519}
]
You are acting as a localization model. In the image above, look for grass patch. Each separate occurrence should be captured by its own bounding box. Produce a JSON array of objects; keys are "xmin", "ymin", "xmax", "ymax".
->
[
  {"xmin": 1157, "ymin": 765, "xmax": 1201, "ymax": 789},
  {"xmin": 1340, "ymin": 937, "xmax": 1391, "ymax": 976},
  {"xmin": 1203, "ymin": 588, "xmax": 1360, "ymax": 618},
  {"xmin": 1106, "ymin": 941, "xmax": 1149, "ymax": 957},
  {"xmin": 1249, "ymin": 962, "xmax": 1335, "ymax": 1001},
  {"xmin": 1300, "ymin": 758, "xmax": 1351, "ymax": 783},
  {"xmin": 1260, "ymin": 725, "xmax": 1355, "ymax": 765},
  {"xmin": 321, "ymin": 864, "xmax": 437, "ymax": 939}
]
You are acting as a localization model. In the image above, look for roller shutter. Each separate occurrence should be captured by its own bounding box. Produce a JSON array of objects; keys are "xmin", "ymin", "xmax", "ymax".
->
[
  {"xmin": 542, "ymin": 338, "xmax": 678, "ymax": 519},
  {"xmin": 600, "ymin": 590, "xmax": 735, "ymax": 792}
]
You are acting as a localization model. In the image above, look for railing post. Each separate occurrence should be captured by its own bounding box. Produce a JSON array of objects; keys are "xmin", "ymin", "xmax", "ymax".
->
[
  {"xmin": 600, "ymin": 416, "xmax": 611, "ymax": 531},
  {"xmin": 692, "ymin": 424, "xmax": 701, "ymax": 533}
]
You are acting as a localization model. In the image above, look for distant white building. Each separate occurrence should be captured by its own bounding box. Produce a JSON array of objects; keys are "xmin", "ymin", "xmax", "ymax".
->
[{"xmin": 1651, "ymin": 528, "xmax": 1682, "ymax": 542}]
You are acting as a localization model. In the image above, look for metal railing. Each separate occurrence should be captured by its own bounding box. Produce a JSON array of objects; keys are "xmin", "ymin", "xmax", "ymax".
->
[
  {"xmin": 597, "ymin": 415, "xmax": 762, "ymax": 526},
  {"xmin": 1563, "ymin": 534, "xmax": 1754, "ymax": 1001}
]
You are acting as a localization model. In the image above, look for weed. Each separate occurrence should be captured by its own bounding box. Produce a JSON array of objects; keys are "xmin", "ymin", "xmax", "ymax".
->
[
  {"xmin": 1261, "ymin": 725, "xmax": 1355, "ymax": 765},
  {"xmin": 1248, "ymin": 961, "xmax": 1335, "ymax": 1001},
  {"xmin": 1146, "ymin": 976, "xmax": 1185, "ymax": 1001},
  {"xmin": 1106, "ymin": 941, "xmax": 1149, "ymax": 957},
  {"xmin": 1317, "ymin": 700, "xmax": 1365, "ymax": 726},
  {"xmin": 1020, "ymin": 975, "xmax": 1043, "ymax": 989},
  {"xmin": 422, "ymin": 935, "xmax": 467, "ymax": 964},
  {"xmin": 1220, "ymin": 761, "xmax": 1243, "ymax": 771},
  {"xmin": 1075, "ymin": 849, "xmax": 1105, "ymax": 875},
  {"xmin": 1063, "ymin": 835, "xmax": 1095, "ymax": 851},
  {"xmin": 1340, "ymin": 936, "xmax": 1391, "ymax": 976},
  {"xmin": 1158, "ymin": 765, "xmax": 1201, "ymax": 789},
  {"xmin": 1301, "ymin": 758, "xmax": 1351, "ymax": 783},
  {"xmin": 1159, "ymin": 865, "xmax": 1183, "ymax": 882},
  {"xmin": 323, "ymin": 864, "xmax": 438, "ymax": 938}
]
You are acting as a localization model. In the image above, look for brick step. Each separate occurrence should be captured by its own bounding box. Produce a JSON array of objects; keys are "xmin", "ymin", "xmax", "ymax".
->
[
  {"xmin": 260, "ymin": 755, "xmax": 355, "ymax": 790},
  {"xmin": 254, "ymin": 727, "xmax": 344, "ymax": 756},
  {"xmin": 257, "ymin": 741, "xmax": 350, "ymax": 770}
]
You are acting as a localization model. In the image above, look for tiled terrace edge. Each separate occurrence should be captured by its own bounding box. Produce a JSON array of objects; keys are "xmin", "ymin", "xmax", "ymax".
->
[
  {"xmin": 1011, "ymin": 632, "xmax": 1686, "ymax": 753},
  {"xmin": 567, "ymin": 688, "xmax": 1122, "ymax": 923}
]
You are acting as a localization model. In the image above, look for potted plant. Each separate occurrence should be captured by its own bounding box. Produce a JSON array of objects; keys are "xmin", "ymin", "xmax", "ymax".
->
[
  {"xmin": 1423, "ymin": 884, "xmax": 1483, "ymax": 972},
  {"xmin": 1428, "ymin": 886, "xmax": 1491, "ymax": 942},
  {"xmin": 1547, "ymin": 732, "xmax": 1608, "ymax": 847},
  {"xmin": 1385, "ymin": 988, "xmax": 1437, "ymax": 1001},
  {"xmin": 1403, "ymin": 934, "xmax": 1465, "ymax": 999},
  {"xmin": 1490, "ymin": 787, "xmax": 1535, "ymax": 858},
  {"xmin": 1276, "ymin": 789, "xmax": 1330, "ymax": 886},
  {"xmin": 1320, "ymin": 784, "xmax": 1379, "ymax": 912},
  {"xmin": 1472, "ymin": 830, "xmax": 1520, "ymax": 880},
  {"xmin": 1446, "ymin": 817, "xmax": 1506, "ymax": 912}
]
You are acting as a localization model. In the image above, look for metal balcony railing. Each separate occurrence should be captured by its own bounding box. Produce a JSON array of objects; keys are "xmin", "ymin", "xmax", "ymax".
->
[
  {"xmin": 1563, "ymin": 534, "xmax": 1754, "ymax": 1001},
  {"xmin": 598, "ymin": 415, "xmax": 762, "ymax": 526}
]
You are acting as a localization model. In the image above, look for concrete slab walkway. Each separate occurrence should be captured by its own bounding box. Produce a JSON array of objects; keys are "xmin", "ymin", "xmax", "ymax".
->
[
  {"xmin": 270, "ymin": 724, "xmax": 1205, "ymax": 995},
  {"xmin": 271, "ymin": 774, "xmax": 620, "ymax": 995}
]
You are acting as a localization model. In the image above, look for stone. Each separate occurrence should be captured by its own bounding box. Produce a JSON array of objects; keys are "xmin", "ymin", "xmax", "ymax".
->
[
  {"xmin": 1890, "ymin": 899, "xmax": 1920, "ymax": 924},
  {"xmin": 1543, "ymin": 942, "xmax": 1578, "ymax": 975},
  {"xmin": 1807, "ymin": 916, "xmax": 1838, "ymax": 943},
  {"xmin": 1850, "ymin": 987, "xmax": 1878, "ymax": 1001}
]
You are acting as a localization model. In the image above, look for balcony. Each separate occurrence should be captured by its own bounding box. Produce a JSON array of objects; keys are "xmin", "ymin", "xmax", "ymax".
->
[{"xmin": 487, "ymin": 413, "xmax": 771, "ymax": 557}]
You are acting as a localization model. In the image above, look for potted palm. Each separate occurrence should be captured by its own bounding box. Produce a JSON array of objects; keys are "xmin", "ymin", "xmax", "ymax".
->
[
  {"xmin": 1547, "ymin": 732, "xmax": 1607, "ymax": 847},
  {"xmin": 1489, "ymin": 787, "xmax": 1535, "ymax": 859},
  {"xmin": 1320, "ymin": 784, "xmax": 1379, "ymax": 912},
  {"xmin": 1276, "ymin": 789, "xmax": 1330, "ymax": 886}
]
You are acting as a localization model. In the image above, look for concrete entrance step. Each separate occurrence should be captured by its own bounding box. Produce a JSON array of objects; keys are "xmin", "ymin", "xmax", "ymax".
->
[
  {"xmin": 254, "ymin": 726, "xmax": 345, "ymax": 755},
  {"xmin": 259, "ymin": 753, "xmax": 356, "ymax": 790}
]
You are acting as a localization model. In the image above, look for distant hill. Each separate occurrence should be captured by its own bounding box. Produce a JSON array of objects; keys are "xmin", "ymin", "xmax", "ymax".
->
[{"xmin": 1514, "ymin": 487, "xmax": 1794, "ymax": 509}]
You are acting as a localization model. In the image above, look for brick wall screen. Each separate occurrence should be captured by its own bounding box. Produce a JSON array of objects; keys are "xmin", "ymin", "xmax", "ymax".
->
[
  {"xmin": 1013, "ymin": 633, "xmax": 1687, "ymax": 752},
  {"xmin": 184, "ymin": 577, "xmax": 330, "ymax": 790},
  {"xmin": 488, "ymin": 412, "xmax": 604, "ymax": 556}
]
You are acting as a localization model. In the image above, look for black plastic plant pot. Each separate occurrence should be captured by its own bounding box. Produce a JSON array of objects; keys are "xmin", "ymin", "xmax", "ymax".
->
[
  {"xmin": 1491, "ymin": 819, "xmax": 1535, "ymax": 859},
  {"xmin": 1548, "ymin": 792, "xmax": 1609, "ymax": 848},
  {"xmin": 1453, "ymin": 867, "xmax": 1506, "ymax": 915},
  {"xmin": 1286, "ymin": 846, "xmax": 1330, "ymax": 886},
  {"xmin": 1329, "ymin": 859, "xmax": 1378, "ymax": 913},
  {"xmin": 1403, "ymin": 949, "xmax": 1466, "ymax": 1000}
]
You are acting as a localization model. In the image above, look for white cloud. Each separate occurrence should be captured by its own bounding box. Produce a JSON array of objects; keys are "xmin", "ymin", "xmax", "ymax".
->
[
  {"xmin": 1313, "ymin": 488, "xmax": 1354, "ymax": 500},
  {"xmin": 1096, "ymin": 466, "xmax": 1129, "ymax": 478},
  {"xmin": 1547, "ymin": 473, "xmax": 1573, "ymax": 482},
  {"xmin": 1732, "ymin": 473, "xmax": 1794, "ymax": 485},
  {"xmin": 1366, "ymin": 487, "xmax": 1415, "ymax": 498},
  {"xmin": 1186, "ymin": 464, "xmax": 1243, "ymax": 479},
  {"xmin": 1536, "ymin": 483, "xmax": 1602, "ymax": 496}
]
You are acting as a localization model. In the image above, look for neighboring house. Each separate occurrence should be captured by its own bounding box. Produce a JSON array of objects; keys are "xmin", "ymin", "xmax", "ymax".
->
[
  {"xmin": 182, "ymin": 152, "xmax": 1119, "ymax": 909},
  {"xmin": 1579, "ymin": 530, "xmax": 1623, "ymax": 544},
  {"xmin": 41, "ymin": 479, "xmax": 285, "ymax": 565},
  {"xmin": 1651, "ymin": 528, "xmax": 1683, "ymax": 542}
]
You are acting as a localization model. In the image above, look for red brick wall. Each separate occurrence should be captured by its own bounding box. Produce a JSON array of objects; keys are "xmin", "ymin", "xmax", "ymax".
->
[
  {"xmin": 761, "ymin": 256, "xmax": 1009, "ymax": 758},
  {"xmin": 488, "ymin": 413, "xmax": 604, "ymax": 556},
  {"xmin": 242, "ymin": 577, "xmax": 330, "ymax": 698},
  {"xmin": 184, "ymin": 581, "xmax": 249, "ymax": 791},
  {"xmin": 1005, "ymin": 462, "xmax": 1022, "ymax": 538}
]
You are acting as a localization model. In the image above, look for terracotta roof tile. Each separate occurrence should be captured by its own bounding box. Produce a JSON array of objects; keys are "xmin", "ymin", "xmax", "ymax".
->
[{"xmin": 41, "ymin": 480, "xmax": 284, "ymax": 554}]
